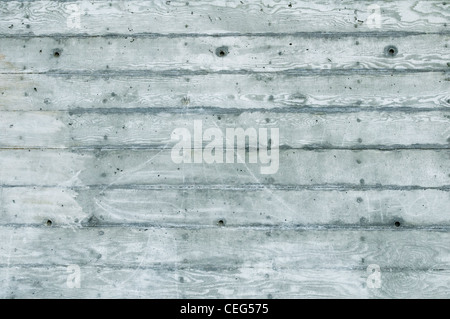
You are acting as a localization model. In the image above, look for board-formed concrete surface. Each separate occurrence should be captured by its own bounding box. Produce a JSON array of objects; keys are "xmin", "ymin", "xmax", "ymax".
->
[{"xmin": 0, "ymin": 0, "xmax": 449, "ymax": 298}]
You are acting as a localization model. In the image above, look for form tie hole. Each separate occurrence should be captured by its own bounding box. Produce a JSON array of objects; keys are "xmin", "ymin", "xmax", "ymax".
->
[
  {"xmin": 217, "ymin": 220, "xmax": 225, "ymax": 226},
  {"xmin": 385, "ymin": 45, "xmax": 398, "ymax": 57},
  {"xmin": 53, "ymin": 51, "xmax": 60, "ymax": 58},
  {"xmin": 394, "ymin": 221, "xmax": 401, "ymax": 227},
  {"xmin": 46, "ymin": 219, "xmax": 53, "ymax": 227},
  {"xmin": 215, "ymin": 46, "xmax": 229, "ymax": 57}
]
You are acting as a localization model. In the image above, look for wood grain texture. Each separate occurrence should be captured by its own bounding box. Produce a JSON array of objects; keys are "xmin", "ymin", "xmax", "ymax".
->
[
  {"xmin": 1, "ymin": 72, "xmax": 449, "ymax": 111},
  {"xmin": 1, "ymin": 187, "xmax": 449, "ymax": 227},
  {"xmin": 1, "ymin": 227, "xmax": 450, "ymax": 298},
  {"xmin": 2, "ymin": 266, "xmax": 450, "ymax": 298},
  {"xmin": 0, "ymin": 35, "xmax": 448, "ymax": 73},
  {"xmin": 0, "ymin": 0, "xmax": 448, "ymax": 35},
  {"xmin": 1, "ymin": 227, "xmax": 449, "ymax": 270},
  {"xmin": 1, "ymin": 0, "xmax": 449, "ymax": 299},
  {"xmin": 1, "ymin": 111, "xmax": 449, "ymax": 148},
  {"xmin": 0, "ymin": 149, "xmax": 449, "ymax": 187}
]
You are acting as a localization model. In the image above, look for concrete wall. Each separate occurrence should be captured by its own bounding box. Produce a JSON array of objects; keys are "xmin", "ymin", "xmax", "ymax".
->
[{"xmin": 0, "ymin": 0, "xmax": 449, "ymax": 298}]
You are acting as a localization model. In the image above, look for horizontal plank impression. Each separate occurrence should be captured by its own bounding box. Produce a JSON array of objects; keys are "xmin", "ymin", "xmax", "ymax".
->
[
  {"xmin": 1, "ymin": 72, "xmax": 449, "ymax": 111},
  {"xmin": 0, "ymin": 227, "xmax": 449, "ymax": 298},
  {"xmin": 0, "ymin": 227, "xmax": 449, "ymax": 270},
  {"xmin": 0, "ymin": 35, "xmax": 448, "ymax": 73},
  {"xmin": 1, "ymin": 111, "xmax": 449, "ymax": 148},
  {"xmin": 1, "ymin": 187, "xmax": 449, "ymax": 227},
  {"xmin": 2, "ymin": 266, "xmax": 449, "ymax": 298},
  {"xmin": 0, "ymin": 149, "xmax": 448, "ymax": 187},
  {"xmin": 0, "ymin": 0, "xmax": 448, "ymax": 35}
]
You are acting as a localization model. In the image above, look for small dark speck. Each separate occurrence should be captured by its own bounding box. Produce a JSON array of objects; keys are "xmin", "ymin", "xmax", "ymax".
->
[
  {"xmin": 357, "ymin": 118, "xmax": 361, "ymax": 122},
  {"xmin": 98, "ymin": 231, "xmax": 104, "ymax": 236},
  {"xmin": 357, "ymin": 138, "xmax": 363, "ymax": 143},
  {"xmin": 360, "ymin": 179, "xmax": 365, "ymax": 185},
  {"xmin": 357, "ymin": 197, "xmax": 363, "ymax": 203}
]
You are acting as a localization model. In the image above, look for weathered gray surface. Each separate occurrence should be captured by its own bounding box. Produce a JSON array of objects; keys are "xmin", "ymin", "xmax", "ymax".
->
[
  {"xmin": 1, "ymin": 111, "xmax": 450, "ymax": 148},
  {"xmin": 1, "ymin": 35, "xmax": 449, "ymax": 72},
  {"xmin": 0, "ymin": 0, "xmax": 448, "ymax": 34},
  {"xmin": 0, "ymin": 0, "xmax": 449, "ymax": 299}
]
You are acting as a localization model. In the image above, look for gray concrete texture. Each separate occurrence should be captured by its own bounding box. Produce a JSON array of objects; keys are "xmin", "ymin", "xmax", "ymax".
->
[{"xmin": 0, "ymin": 0, "xmax": 449, "ymax": 298}]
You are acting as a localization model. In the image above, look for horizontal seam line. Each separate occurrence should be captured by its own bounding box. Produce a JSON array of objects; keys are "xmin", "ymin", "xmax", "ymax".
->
[
  {"xmin": 1, "ymin": 146, "xmax": 450, "ymax": 150},
  {"xmin": 0, "ymin": 31, "xmax": 449, "ymax": 39},
  {"xmin": 0, "ymin": 69, "xmax": 448, "ymax": 76},
  {"xmin": 1, "ymin": 184, "xmax": 449, "ymax": 191},
  {"xmin": 3, "ymin": 223, "xmax": 450, "ymax": 231},
  {"xmin": 0, "ymin": 264, "xmax": 446, "ymax": 272}
]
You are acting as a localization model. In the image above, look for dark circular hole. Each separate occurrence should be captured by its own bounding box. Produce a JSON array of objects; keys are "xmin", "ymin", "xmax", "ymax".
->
[
  {"xmin": 215, "ymin": 46, "xmax": 229, "ymax": 58},
  {"xmin": 394, "ymin": 221, "xmax": 401, "ymax": 227},
  {"xmin": 384, "ymin": 45, "xmax": 398, "ymax": 57},
  {"xmin": 46, "ymin": 219, "xmax": 53, "ymax": 227},
  {"xmin": 53, "ymin": 51, "xmax": 60, "ymax": 58},
  {"xmin": 217, "ymin": 220, "xmax": 225, "ymax": 226}
]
